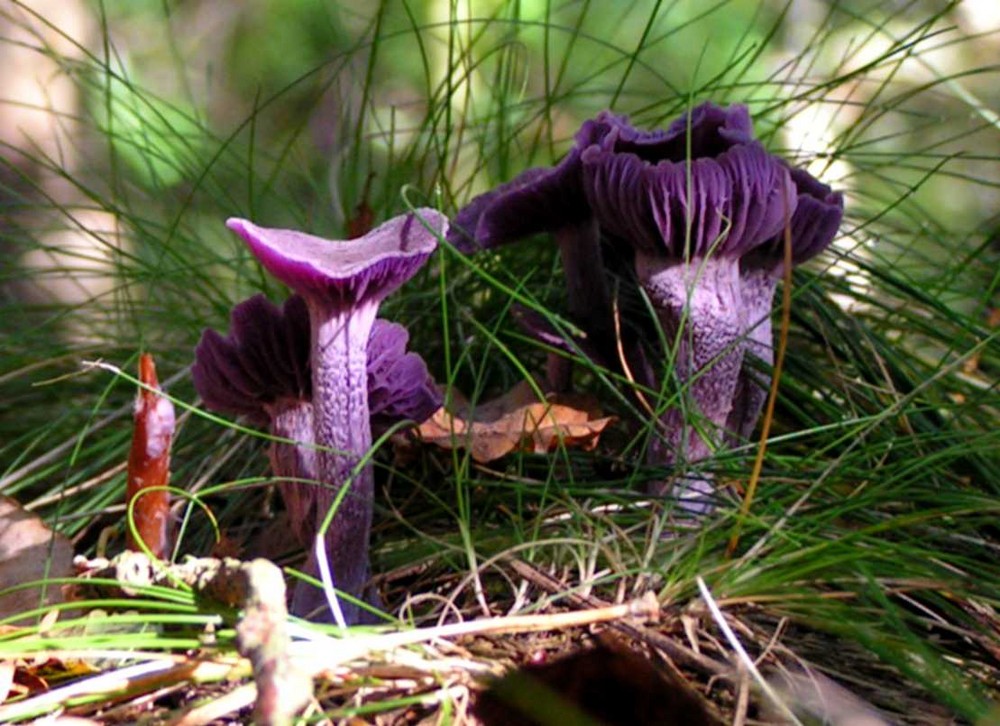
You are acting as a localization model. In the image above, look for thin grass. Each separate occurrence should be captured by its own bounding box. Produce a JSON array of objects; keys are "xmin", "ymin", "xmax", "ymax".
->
[{"xmin": 1, "ymin": 0, "xmax": 999, "ymax": 723}]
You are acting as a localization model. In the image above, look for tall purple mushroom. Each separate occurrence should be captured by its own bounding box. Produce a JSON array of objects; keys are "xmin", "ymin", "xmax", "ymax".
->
[
  {"xmin": 219, "ymin": 209, "xmax": 444, "ymax": 623},
  {"xmin": 580, "ymin": 105, "xmax": 797, "ymax": 486},
  {"xmin": 451, "ymin": 103, "xmax": 842, "ymax": 505},
  {"xmin": 192, "ymin": 292, "xmax": 440, "ymax": 620}
]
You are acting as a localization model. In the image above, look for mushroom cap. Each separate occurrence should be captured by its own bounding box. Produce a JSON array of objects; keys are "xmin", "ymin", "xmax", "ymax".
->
[
  {"xmin": 228, "ymin": 209, "xmax": 445, "ymax": 308},
  {"xmin": 596, "ymin": 104, "xmax": 754, "ymax": 161},
  {"xmin": 367, "ymin": 319, "xmax": 442, "ymax": 429},
  {"xmin": 193, "ymin": 294, "xmax": 441, "ymax": 429},
  {"xmin": 744, "ymin": 166, "xmax": 844, "ymax": 270},
  {"xmin": 448, "ymin": 104, "xmax": 818, "ymax": 263},
  {"xmin": 447, "ymin": 113, "xmax": 635, "ymax": 252},
  {"xmin": 580, "ymin": 103, "xmax": 796, "ymax": 260},
  {"xmin": 193, "ymin": 294, "xmax": 310, "ymax": 424},
  {"xmin": 447, "ymin": 162, "xmax": 585, "ymax": 253}
]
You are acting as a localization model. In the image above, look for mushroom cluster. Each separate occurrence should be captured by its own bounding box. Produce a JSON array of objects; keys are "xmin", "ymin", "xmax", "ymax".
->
[
  {"xmin": 190, "ymin": 103, "xmax": 842, "ymax": 623},
  {"xmin": 193, "ymin": 210, "xmax": 445, "ymax": 624},
  {"xmin": 450, "ymin": 102, "xmax": 844, "ymax": 499}
]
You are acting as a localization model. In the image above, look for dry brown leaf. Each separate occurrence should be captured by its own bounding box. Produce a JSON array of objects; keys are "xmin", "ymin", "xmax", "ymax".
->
[
  {"xmin": 0, "ymin": 496, "xmax": 74, "ymax": 623},
  {"xmin": 414, "ymin": 380, "xmax": 614, "ymax": 463}
]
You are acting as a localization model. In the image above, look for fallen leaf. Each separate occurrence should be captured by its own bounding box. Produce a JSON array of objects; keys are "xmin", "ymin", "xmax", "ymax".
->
[
  {"xmin": 0, "ymin": 496, "xmax": 74, "ymax": 622},
  {"xmin": 414, "ymin": 380, "xmax": 614, "ymax": 463},
  {"xmin": 126, "ymin": 353, "xmax": 174, "ymax": 559},
  {"xmin": 0, "ymin": 654, "xmax": 99, "ymax": 706}
]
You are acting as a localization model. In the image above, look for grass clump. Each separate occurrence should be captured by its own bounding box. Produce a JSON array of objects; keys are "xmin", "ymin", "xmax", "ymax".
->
[{"xmin": 1, "ymin": 1, "xmax": 998, "ymax": 723}]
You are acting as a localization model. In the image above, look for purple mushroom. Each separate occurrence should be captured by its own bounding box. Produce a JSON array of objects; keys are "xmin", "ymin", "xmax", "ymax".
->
[
  {"xmin": 192, "ymin": 293, "xmax": 439, "ymax": 534},
  {"xmin": 453, "ymin": 103, "xmax": 843, "ymax": 505},
  {"xmin": 193, "ymin": 292, "xmax": 440, "ymax": 620},
  {"xmin": 448, "ymin": 116, "xmax": 640, "ymax": 391},
  {"xmin": 192, "ymin": 293, "xmax": 316, "ymax": 542},
  {"xmin": 580, "ymin": 105, "xmax": 796, "ymax": 487},
  {"xmin": 211, "ymin": 209, "xmax": 444, "ymax": 623}
]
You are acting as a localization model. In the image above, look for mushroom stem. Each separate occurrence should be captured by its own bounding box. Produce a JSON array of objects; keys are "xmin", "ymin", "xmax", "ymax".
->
[
  {"xmin": 264, "ymin": 399, "xmax": 317, "ymax": 549},
  {"xmin": 297, "ymin": 299, "xmax": 379, "ymax": 623},
  {"xmin": 635, "ymin": 251, "xmax": 747, "ymax": 495},
  {"xmin": 556, "ymin": 217, "xmax": 610, "ymax": 329},
  {"xmin": 726, "ymin": 267, "xmax": 778, "ymax": 444},
  {"xmin": 545, "ymin": 217, "xmax": 611, "ymax": 392}
]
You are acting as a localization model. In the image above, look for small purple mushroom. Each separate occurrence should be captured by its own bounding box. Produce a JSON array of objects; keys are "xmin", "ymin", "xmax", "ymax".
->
[
  {"xmin": 448, "ymin": 117, "xmax": 636, "ymax": 391},
  {"xmin": 218, "ymin": 210, "xmax": 444, "ymax": 623},
  {"xmin": 192, "ymin": 293, "xmax": 316, "ymax": 540},
  {"xmin": 192, "ymin": 293, "xmax": 440, "ymax": 620},
  {"xmin": 366, "ymin": 317, "xmax": 442, "ymax": 433}
]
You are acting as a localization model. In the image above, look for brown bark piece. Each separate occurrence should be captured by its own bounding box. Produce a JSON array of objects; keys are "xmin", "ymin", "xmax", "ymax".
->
[
  {"xmin": 125, "ymin": 353, "xmax": 174, "ymax": 559},
  {"xmin": 79, "ymin": 553, "xmax": 312, "ymax": 725}
]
